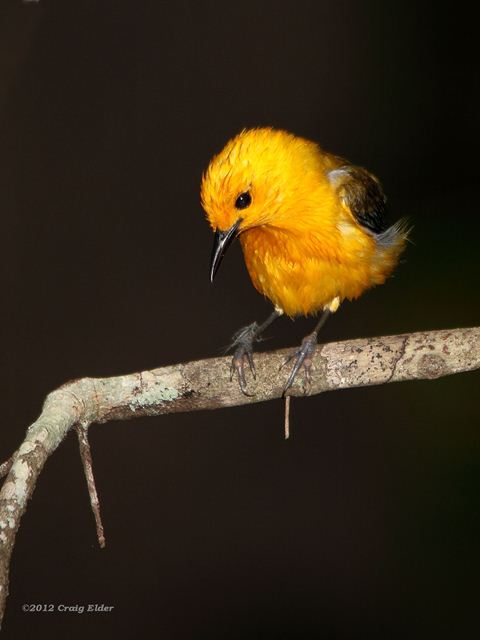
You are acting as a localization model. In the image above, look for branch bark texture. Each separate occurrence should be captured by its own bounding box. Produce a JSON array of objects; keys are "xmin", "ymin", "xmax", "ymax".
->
[{"xmin": 0, "ymin": 327, "xmax": 479, "ymax": 625}]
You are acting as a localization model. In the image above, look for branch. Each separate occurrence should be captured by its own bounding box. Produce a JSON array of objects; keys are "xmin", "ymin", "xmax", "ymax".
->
[
  {"xmin": 75, "ymin": 424, "xmax": 106, "ymax": 549},
  {"xmin": 0, "ymin": 327, "xmax": 479, "ymax": 625}
]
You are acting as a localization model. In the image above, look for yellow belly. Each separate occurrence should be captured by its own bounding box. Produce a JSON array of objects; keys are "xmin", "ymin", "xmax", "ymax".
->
[{"xmin": 240, "ymin": 223, "xmax": 384, "ymax": 317}]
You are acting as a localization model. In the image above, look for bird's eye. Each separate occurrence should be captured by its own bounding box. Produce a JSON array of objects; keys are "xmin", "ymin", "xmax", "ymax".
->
[{"xmin": 235, "ymin": 191, "xmax": 252, "ymax": 210}]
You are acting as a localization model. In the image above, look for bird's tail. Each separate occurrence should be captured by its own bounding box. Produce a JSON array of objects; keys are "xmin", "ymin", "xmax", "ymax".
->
[{"xmin": 371, "ymin": 218, "xmax": 411, "ymax": 284}]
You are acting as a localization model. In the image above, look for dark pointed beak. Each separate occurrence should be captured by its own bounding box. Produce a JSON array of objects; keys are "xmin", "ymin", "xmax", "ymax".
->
[{"xmin": 210, "ymin": 218, "xmax": 243, "ymax": 282}]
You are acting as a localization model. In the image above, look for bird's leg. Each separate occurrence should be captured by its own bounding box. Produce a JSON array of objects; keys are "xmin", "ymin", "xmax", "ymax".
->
[
  {"xmin": 282, "ymin": 310, "xmax": 330, "ymax": 395},
  {"xmin": 229, "ymin": 309, "xmax": 282, "ymax": 395}
]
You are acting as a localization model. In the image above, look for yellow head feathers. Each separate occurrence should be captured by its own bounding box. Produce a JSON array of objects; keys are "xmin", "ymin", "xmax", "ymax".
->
[{"xmin": 201, "ymin": 127, "xmax": 329, "ymax": 234}]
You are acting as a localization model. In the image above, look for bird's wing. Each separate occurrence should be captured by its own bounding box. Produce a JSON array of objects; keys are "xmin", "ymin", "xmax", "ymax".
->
[{"xmin": 327, "ymin": 165, "xmax": 387, "ymax": 234}]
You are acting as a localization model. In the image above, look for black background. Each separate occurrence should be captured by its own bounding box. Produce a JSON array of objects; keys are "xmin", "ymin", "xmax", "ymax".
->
[{"xmin": 0, "ymin": 1, "xmax": 479, "ymax": 638}]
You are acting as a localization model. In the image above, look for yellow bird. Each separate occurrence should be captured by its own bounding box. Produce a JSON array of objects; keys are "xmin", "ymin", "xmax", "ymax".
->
[{"xmin": 201, "ymin": 127, "xmax": 408, "ymax": 394}]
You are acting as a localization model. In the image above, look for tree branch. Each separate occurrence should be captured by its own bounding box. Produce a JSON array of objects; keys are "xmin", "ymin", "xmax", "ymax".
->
[
  {"xmin": 75, "ymin": 423, "xmax": 106, "ymax": 549},
  {"xmin": 0, "ymin": 326, "xmax": 479, "ymax": 626}
]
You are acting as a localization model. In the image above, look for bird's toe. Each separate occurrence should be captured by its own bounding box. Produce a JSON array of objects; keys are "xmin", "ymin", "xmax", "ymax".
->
[
  {"xmin": 228, "ymin": 321, "xmax": 260, "ymax": 395},
  {"xmin": 282, "ymin": 332, "xmax": 318, "ymax": 396},
  {"xmin": 231, "ymin": 348, "xmax": 255, "ymax": 396}
]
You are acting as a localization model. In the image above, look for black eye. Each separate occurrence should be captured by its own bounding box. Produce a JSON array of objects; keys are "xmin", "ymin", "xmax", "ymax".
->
[{"xmin": 235, "ymin": 191, "xmax": 252, "ymax": 210}]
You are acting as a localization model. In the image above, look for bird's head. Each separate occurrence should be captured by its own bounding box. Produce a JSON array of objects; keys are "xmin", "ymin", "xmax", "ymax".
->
[{"xmin": 201, "ymin": 127, "xmax": 320, "ymax": 281}]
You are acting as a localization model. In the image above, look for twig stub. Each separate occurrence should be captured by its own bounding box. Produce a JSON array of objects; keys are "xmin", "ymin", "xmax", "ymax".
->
[{"xmin": 75, "ymin": 424, "xmax": 105, "ymax": 549}]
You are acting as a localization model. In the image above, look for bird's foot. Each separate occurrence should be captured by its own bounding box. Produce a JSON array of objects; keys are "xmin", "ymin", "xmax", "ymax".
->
[
  {"xmin": 228, "ymin": 322, "xmax": 259, "ymax": 396},
  {"xmin": 281, "ymin": 331, "xmax": 318, "ymax": 396}
]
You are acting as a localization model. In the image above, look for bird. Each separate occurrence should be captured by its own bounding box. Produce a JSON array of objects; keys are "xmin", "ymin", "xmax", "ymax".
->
[{"xmin": 201, "ymin": 127, "xmax": 408, "ymax": 395}]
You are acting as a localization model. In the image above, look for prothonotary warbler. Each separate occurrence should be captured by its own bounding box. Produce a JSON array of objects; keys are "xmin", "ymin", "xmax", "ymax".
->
[{"xmin": 201, "ymin": 127, "xmax": 409, "ymax": 395}]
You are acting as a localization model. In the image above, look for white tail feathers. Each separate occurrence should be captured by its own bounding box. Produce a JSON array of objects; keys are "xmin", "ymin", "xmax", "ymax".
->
[{"xmin": 375, "ymin": 218, "xmax": 411, "ymax": 249}]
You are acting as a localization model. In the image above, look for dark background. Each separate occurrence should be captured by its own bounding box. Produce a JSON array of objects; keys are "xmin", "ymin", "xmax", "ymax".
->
[{"xmin": 0, "ymin": 1, "xmax": 479, "ymax": 638}]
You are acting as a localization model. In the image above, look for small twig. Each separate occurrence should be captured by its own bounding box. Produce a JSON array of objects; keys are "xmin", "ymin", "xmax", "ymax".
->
[
  {"xmin": 75, "ymin": 423, "xmax": 105, "ymax": 548},
  {"xmin": 284, "ymin": 395, "xmax": 291, "ymax": 439}
]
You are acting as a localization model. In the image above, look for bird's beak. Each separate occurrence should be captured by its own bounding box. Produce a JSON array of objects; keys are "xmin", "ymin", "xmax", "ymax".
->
[{"xmin": 210, "ymin": 218, "xmax": 243, "ymax": 282}]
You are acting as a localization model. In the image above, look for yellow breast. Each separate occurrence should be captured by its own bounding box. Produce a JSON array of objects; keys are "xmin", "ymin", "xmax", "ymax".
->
[{"xmin": 239, "ymin": 207, "xmax": 382, "ymax": 318}]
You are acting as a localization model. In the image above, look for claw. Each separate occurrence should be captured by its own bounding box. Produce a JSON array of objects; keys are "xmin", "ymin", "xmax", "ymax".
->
[
  {"xmin": 231, "ymin": 351, "xmax": 255, "ymax": 396},
  {"xmin": 226, "ymin": 310, "xmax": 281, "ymax": 395},
  {"xmin": 246, "ymin": 349, "xmax": 256, "ymax": 379},
  {"xmin": 279, "ymin": 353, "xmax": 294, "ymax": 371},
  {"xmin": 228, "ymin": 321, "xmax": 259, "ymax": 396},
  {"xmin": 282, "ymin": 332, "xmax": 318, "ymax": 397}
]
